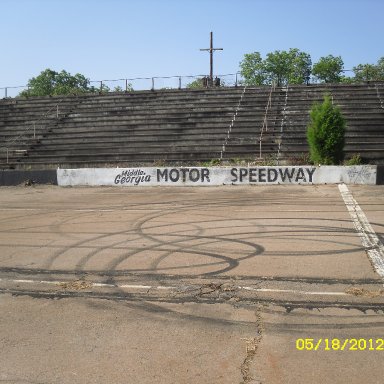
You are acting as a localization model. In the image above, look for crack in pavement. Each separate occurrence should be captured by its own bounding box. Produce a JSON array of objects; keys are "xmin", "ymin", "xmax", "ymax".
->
[{"xmin": 240, "ymin": 306, "xmax": 264, "ymax": 384}]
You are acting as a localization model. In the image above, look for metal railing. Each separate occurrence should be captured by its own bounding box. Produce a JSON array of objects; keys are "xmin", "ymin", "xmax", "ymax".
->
[
  {"xmin": 276, "ymin": 85, "xmax": 289, "ymax": 165},
  {"xmin": 0, "ymin": 85, "xmax": 28, "ymax": 98},
  {"xmin": 91, "ymin": 72, "xmax": 243, "ymax": 92},
  {"xmin": 1, "ymin": 99, "xmax": 65, "ymax": 164},
  {"xmin": 258, "ymin": 82, "xmax": 276, "ymax": 159},
  {"xmin": 0, "ymin": 72, "xmax": 244, "ymax": 99},
  {"xmin": 4, "ymin": 68, "xmax": 384, "ymax": 99},
  {"xmin": 220, "ymin": 86, "xmax": 247, "ymax": 160}
]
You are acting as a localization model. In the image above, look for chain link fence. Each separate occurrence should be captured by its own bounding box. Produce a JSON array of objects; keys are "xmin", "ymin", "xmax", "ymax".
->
[{"xmin": 1, "ymin": 73, "xmax": 244, "ymax": 99}]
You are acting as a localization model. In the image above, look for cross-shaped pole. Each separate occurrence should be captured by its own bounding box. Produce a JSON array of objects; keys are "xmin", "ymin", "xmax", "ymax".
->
[{"xmin": 200, "ymin": 31, "xmax": 223, "ymax": 83}]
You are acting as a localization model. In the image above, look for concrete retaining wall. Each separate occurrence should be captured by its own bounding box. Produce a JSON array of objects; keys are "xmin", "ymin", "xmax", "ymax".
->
[
  {"xmin": 377, "ymin": 165, "xmax": 384, "ymax": 185},
  {"xmin": 0, "ymin": 170, "xmax": 57, "ymax": 186},
  {"xmin": 0, "ymin": 166, "xmax": 381, "ymax": 186},
  {"xmin": 57, "ymin": 166, "xmax": 379, "ymax": 187}
]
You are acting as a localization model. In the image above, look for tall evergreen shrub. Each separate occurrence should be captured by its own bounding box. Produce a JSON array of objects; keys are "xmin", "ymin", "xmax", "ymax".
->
[{"xmin": 307, "ymin": 95, "xmax": 346, "ymax": 164}]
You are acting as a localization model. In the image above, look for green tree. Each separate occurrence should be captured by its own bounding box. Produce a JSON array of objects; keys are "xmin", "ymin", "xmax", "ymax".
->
[
  {"xmin": 19, "ymin": 68, "xmax": 98, "ymax": 97},
  {"xmin": 265, "ymin": 49, "xmax": 312, "ymax": 86},
  {"xmin": 186, "ymin": 78, "xmax": 205, "ymax": 89},
  {"xmin": 353, "ymin": 57, "xmax": 384, "ymax": 82},
  {"xmin": 239, "ymin": 49, "xmax": 311, "ymax": 86},
  {"xmin": 313, "ymin": 55, "xmax": 344, "ymax": 83},
  {"xmin": 353, "ymin": 63, "xmax": 379, "ymax": 82},
  {"xmin": 307, "ymin": 95, "xmax": 346, "ymax": 165},
  {"xmin": 378, "ymin": 57, "xmax": 384, "ymax": 77},
  {"xmin": 239, "ymin": 52, "xmax": 267, "ymax": 86}
]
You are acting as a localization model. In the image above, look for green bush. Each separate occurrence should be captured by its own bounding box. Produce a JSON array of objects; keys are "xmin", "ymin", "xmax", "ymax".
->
[
  {"xmin": 344, "ymin": 153, "xmax": 362, "ymax": 165},
  {"xmin": 307, "ymin": 95, "xmax": 346, "ymax": 164},
  {"xmin": 202, "ymin": 158, "xmax": 221, "ymax": 166}
]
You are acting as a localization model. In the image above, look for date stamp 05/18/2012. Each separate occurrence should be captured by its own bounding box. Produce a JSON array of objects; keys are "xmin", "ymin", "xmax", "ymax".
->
[{"xmin": 296, "ymin": 338, "xmax": 384, "ymax": 351}]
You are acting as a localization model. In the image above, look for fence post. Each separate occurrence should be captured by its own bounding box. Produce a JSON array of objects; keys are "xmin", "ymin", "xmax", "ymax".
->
[
  {"xmin": 6, "ymin": 148, "xmax": 9, "ymax": 164},
  {"xmin": 178, "ymin": 77, "xmax": 182, "ymax": 90},
  {"xmin": 151, "ymin": 77, "xmax": 155, "ymax": 91},
  {"xmin": 56, "ymin": 105, "xmax": 59, "ymax": 119},
  {"xmin": 125, "ymin": 79, "xmax": 128, "ymax": 92},
  {"xmin": 100, "ymin": 81, "xmax": 103, "ymax": 92},
  {"xmin": 235, "ymin": 73, "xmax": 238, "ymax": 88},
  {"xmin": 5, "ymin": 87, "xmax": 7, "ymax": 98}
]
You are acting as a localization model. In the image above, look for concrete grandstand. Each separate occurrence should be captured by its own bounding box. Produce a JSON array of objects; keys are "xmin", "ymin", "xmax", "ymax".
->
[{"xmin": 1, "ymin": 83, "xmax": 384, "ymax": 169}]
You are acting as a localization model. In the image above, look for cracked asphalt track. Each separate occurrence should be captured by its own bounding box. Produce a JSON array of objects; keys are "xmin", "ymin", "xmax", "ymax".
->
[{"xmin": 0, "ymin": 184, "xmax": 383, "ymax": 384}]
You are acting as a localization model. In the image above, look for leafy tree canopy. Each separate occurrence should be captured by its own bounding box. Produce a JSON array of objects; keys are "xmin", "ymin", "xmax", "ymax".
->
[
  {"xmin": 265, "ymin": 49, "xmax": 312, "ymax": 86},
  {"xmin": 186, "ymin": 78, "xmax": 205, "ymax": 89},
  {"xmin": 240, "ymin": 49, "xmax": 384, "ymax": 86},
  {"xmin": 312, "ymin": 55, "xmax": 344, "ymax": 83},
  {"xmin": 240, "ymin": 49, "xmax": 311, "ymax": 86},
  {"xmin": 352, "ymin": 57, "xmax": 384, "ymax": 82},
  {"xmin": 238, "ymin": 52, "xmax": 267, "ymax": 86},
  {"xmin": 19, "ymin": 69, "xmax": 99, "ymax": 97}
]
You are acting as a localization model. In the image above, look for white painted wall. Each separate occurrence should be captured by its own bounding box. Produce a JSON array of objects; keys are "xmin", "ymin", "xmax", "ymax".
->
[{"xmin": 57, "ymin": 166, "xmax": 377, "ymax": 187}]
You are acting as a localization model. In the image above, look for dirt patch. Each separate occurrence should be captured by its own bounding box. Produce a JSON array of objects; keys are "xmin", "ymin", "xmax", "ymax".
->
[
  {"xmin": 58, "ymin": 280, "xmax": 93, "ymax": 290},
  {"xmin": 345, "ymin": 287, "xmax": 384, "ymax": 298}
]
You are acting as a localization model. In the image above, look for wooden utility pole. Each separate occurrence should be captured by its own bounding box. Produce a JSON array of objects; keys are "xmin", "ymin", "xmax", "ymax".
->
[{"xmin": 200, "ymin": 32, "xmax": 223, "ymax": 82}]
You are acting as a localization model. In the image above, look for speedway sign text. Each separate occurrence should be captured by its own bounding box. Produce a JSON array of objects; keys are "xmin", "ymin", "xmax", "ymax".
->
[{"xmin": 57, "ymin": 166, "xmax": 377, "ymax": 186}]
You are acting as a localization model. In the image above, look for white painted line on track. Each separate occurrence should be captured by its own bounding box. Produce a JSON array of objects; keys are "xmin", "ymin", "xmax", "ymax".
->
[
  {"xmin": 0, "ymin": 277, "xmax": 351, "ymax": 296},
  {"xmin": 0, "ymin": 208, "xmax": 163, "ymax": 212},
  {"xmin": 12, "ymin": 279, "xmax": 59, "ymax": 285},
  {"xmin": 241, "ymin": 287, "xmax": 348, "ymax": 296},
  {"xmin": 338, "ymin": 183, "xmax": 384, "ymax": 280}
]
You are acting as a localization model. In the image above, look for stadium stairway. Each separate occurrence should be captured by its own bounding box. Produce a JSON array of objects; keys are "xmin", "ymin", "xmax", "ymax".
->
[{"xmin": 0, "ymin": 83, "xmax": 383, "ymax": 169}]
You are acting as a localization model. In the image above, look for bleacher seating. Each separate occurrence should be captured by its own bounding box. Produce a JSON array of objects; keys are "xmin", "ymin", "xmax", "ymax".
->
[
  {"xmin": 277, "ymin": 83, "xmax": 384, "ymax": 163},
  {"xmin": 0, "ymin": 83, "xmax": 383, "ymax": 169}
]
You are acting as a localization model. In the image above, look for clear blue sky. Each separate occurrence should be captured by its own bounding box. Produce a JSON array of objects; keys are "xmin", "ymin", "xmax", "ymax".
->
[{"xmin": 1, "ymin": 0, "xmax": 383, "ymax": 89}]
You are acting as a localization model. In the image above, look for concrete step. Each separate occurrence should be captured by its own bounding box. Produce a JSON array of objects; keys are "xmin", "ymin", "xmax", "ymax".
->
[{"xmin": 11, "ymin": 150, "xmax": 222, "ymax": 162}]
